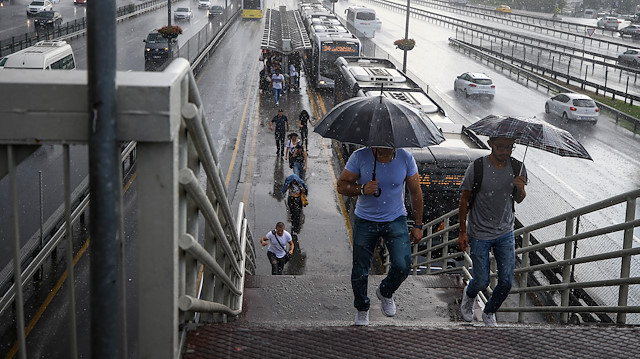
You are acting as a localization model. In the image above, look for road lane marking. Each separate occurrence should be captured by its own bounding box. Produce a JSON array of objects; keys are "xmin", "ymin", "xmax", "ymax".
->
[
  {"xmin": 225, "ymin": 56, "xmax": 260, "ymax": 187},
  {"xmin": 308, "ymin": 87, "xmax": 354, "ymax": 247},
  {"xmin": 538, "ymin": 164, "xmax": 585, "ymax": 200}
]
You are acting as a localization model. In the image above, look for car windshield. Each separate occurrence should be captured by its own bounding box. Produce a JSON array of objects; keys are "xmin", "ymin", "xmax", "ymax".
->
[
  {"xmin": 146, "ymin": 33, "xmax": 168, "ymax": 44},
  {"xmin": 31, "ymin": 1, "xmax": 44, "ymax": 5},
  {"xmin": 473, "ymin": 78, "xmax": 492, "ymax": 85},
  {"xmin": 212, "ymin": 5, "xmax": 222, "ymax": 9},
  {"xmin": 176, "ymin": 8, "xmax": 188, "ymax": 12},
  {"xmin": 573, "ymin": 99, "xmax": 596, "ymax": 107},
  {"xmin": 39, "ymin": 12, "xmax": 53, "ymax": 18}
]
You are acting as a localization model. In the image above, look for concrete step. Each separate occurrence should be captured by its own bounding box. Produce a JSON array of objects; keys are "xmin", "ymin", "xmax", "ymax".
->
[{"xmin": 241, "ymin": 274, "xmax": 462, "ymax": 327}]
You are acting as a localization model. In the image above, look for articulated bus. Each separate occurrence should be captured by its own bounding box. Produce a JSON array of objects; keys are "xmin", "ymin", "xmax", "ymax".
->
[
  {"xmin": 333, "ymin": 56, "xmax": 489, "ymax": 227},
  {"xmin": 305, "ymin": 32, "xmax": 361, "ymax": 88},
  {"xmin": 242, "ymin": 0, "xmax": 263, "ymax": 18}
]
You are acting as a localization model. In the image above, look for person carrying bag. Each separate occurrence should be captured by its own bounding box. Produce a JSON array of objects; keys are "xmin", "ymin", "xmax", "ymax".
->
[{"xmin": 260, "ymin": 222, "xmax": 294, "ymax": 275}]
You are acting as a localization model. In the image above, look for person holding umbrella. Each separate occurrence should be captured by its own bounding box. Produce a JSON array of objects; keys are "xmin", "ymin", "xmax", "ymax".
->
[
  {"xmin": 458, "ymin": 136, "xmax": 527, "ymax": 327},
  {"xmin": 337, "ymin": 146, "xmax": 424, "ymax": 326},
  {"xmin": 315, "ymin": 95, "xmax": 445, "ymax": 326},
  {"xmin": 458, "ymin": 115, "xmax": 592, "ymax": 327}
]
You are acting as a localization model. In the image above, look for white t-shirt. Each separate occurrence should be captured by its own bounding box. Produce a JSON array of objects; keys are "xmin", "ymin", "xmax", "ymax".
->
[
  {"xmin": 265, "ymin": 230, "xmax": 292, "ymax": 258},
  {"xmin": 286, "ymin": 139, "xmax": 298, "ymax": 156},
  {"xmin": 272, "ymin": 74, "xmax": 284, "ymax": 90}
]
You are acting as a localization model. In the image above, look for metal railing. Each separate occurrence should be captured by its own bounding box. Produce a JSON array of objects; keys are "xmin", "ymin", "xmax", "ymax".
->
[
  {"xmin": 404, "ymin": 188, "xmax": 640, "ymax": 325},
  {"xmin": 0, "ymin": 59, "xmax": 255, "ymax": 358}
]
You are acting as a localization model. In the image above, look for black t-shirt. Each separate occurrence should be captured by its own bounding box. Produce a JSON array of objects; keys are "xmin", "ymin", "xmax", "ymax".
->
[
  {"xmin": 299, "ymin": 114, "xmax": 308, "ymax": 128},
  {"xmin": 272, "ymin": 115, "xmax": 288, "ymax": 133}
]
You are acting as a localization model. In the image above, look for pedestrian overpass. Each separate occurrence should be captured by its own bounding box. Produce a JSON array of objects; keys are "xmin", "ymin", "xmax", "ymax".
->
[{"xmin": 1, "ymin": 60, "xmax": 640, "ymax": 358}]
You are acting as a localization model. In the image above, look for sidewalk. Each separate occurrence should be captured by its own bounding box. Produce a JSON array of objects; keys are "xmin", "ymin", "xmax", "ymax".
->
[{"xmin": 231, "ymin": 75, "xmax": 353, "ymax": 276}]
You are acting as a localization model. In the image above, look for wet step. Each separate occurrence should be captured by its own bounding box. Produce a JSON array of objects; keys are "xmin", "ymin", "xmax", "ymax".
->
[{"xmin": 241, "ymin": 274, "xmax": 462, "ymax": 327}]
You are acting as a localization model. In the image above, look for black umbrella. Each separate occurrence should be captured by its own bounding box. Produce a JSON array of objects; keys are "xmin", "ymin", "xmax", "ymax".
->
[
  {"xmin": 467, "ymin": 115, "xmax": 592, "ymax": 173},
  {"xmin": 314, "ymin": 96, "xmax": 445, "ymax": 196}
]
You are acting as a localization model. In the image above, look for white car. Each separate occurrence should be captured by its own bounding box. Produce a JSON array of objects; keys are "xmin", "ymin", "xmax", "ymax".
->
[
  {"xmin": 26, "ymin": 0, "xmax": 53, "ymax": 16},
  {"xmin": 174, "ymin": 7, "xmax": 192, "ymax": 20},
  {"xmin": 597, "ymin": 16, "xmax": 619, "ymax": 30},
  {"xmin": 545, "ymin": 93, "xmax": 599, "ymax": 124},
  {"xmin": 453, "ymin": 72, "xmax": 495, "ymax": 98},
  {"xmin": 198, "ymin": 0, "xmax": 211, "ymax": 8}
]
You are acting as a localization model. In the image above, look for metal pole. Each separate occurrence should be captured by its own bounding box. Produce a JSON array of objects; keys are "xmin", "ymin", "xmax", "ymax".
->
[
  {"xmin": 403, "ymin": 0, "xmax": 410, "ymax": 73},
  {"xmin": 87, "ymin": 0, "xmax": 123, "ymax": 357},
  {"xmin": 64, "ymin": 145, "xmax": 79, "ymax": 359}
]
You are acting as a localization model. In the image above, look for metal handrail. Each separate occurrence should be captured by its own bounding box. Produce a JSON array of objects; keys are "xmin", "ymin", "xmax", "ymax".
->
[{"xmin": 405, "ymin": 188, "xmax": 640, "ymax": 325}]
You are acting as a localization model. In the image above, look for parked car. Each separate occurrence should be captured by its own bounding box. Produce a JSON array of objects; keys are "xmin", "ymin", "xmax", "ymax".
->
[
  {"xmin": 597, "ymin": 16, "xmax": 620, "ymax": 30},
  {"xmin": 208, "ymin": 5, "xmax": 224, "ymax": 17},
  {"xmin": 198, "ymin": 0, "xmax": 211, "ymax": 8},
  {"xmin": 453, "ymin": 72, "xmax": 495, "ymax": 98},
  {"xmin": 619, "ymin": 25, "xmax": 640, "ymax": 38},
  {"xmin": 143, "ymin": 29, "xmax": 178, "ymax": 63},
  {"xmin": 33, "ymin": 11, "xmax": 62, "ymax": 27},
  {"xmin": 545, "ymin": 93, "xmax": 599, "ymax": 124},
  {"xmin": 495, "ymin": 5, "xmax": 512, "ymax": 13},
  {"xmin": 617, "ymin": 48, "xmax": 640, "ymax": 66},
  {"xmin": 73, "ymin": 0, "xmax": 87, "ymax": 5},
  {"xmin": 174, "ymin": 7, "xmax": 192, "ymax": 20},
  {"xmin": 26, "ymin": 0, "xmax": 53, "ymax": 16}
]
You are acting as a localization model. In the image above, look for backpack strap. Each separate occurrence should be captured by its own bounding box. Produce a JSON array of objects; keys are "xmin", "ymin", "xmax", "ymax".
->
[{"xmin": 468, "ymin": 157, "xmax": 484, "ymax": 211}]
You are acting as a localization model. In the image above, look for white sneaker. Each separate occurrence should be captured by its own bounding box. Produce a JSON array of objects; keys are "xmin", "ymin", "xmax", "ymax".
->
[
  {"xmin": 376, "ymin": 286, "xmax": 396, "ymax": 317},
  {"xmin": 354, "ymin": 310, "xmax": 369, "ymax": 326},
  {"xmin": 461, "ymin": 287, "xmax": 475, "ymax": 322},
  {"xmin": 482, "ymin": 312, "xmax": 498, "ymax": 327}
]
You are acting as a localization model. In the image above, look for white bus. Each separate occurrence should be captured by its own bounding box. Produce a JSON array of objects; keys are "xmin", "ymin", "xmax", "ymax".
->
[
  {"xmin": 0, "ymin": 40, "xmax": 75, "ymax": 70},
  {"xmin": 345, "ymin": 6, "xmax": 381, "ymax": 38}
]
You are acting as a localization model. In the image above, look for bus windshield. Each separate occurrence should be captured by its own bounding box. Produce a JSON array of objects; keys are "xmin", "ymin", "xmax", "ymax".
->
[
  {"xmin": 243, "ymin": 0, "xmax": 260, "ymax": 10},
  {"xmin": 319, "ymin": 42, "xmax": 359, "ymax": 78}
]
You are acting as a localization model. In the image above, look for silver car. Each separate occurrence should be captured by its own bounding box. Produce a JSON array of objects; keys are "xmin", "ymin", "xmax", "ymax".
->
[
  {"xmin": 545, "ymin": 93, "xmax": 599, "ymax": 124},
  {"xmin": 453, "ymin": 72, "xmax": 495, "ymax": 98},
  {"xmin": 618, "ymin": 48, "xmax": 640, "ymax": 66},
  {"xmin": 174, "ymin": 7, "xmax": 192, "ymax": 20}
]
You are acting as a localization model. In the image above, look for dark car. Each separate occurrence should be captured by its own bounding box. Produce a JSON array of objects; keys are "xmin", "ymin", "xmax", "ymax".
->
[
  {"xmin": 143, "ymin": 30, "xmax": 178, "ymax": 63},
  {"xmin": 619, "ymin": 25, "xmax": 640, "ymax": 38},
  {"xmin": 33, "ymin": 11, "xmax": 62, "ymax": 27},
  {"xmin": 207, "ymin": 5, "xmax": 224, "ymax": 18}
]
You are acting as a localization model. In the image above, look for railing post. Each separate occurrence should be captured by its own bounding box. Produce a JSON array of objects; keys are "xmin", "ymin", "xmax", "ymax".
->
[
  {"xmin": 137, "ymin": 139, "xmax": 180, "ymax": 358},
  {"xmin": 518, "ymin": 231, "xmax": 530, "ymax": 323},
  {"xmin": 441, "ymin": 219, "xmax": 450, "ymax": 271},
  {"xmin": 617, "ymin": 196, "xmax": 637, "ymax": 324},
  {"xmin": 426, "ymin": 224, "xmax": 433, "ymax": 274},
  {"xmin": 561, "ymin": 217, "xmax": 574, "ymax": 323}
]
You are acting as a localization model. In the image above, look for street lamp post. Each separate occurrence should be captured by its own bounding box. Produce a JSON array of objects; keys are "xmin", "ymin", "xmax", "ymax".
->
[{"xmin": 402, "ymin": 0, "xmax": 410, "ymax": 73}]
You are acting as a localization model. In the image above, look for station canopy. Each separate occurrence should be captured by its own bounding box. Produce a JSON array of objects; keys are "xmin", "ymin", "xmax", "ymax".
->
[{"xmin": 261, "ymin": 6, "xmax": 312, "ymax": 55}]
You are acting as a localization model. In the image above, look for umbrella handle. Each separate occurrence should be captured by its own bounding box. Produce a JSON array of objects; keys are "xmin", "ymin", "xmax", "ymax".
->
[{"xmin": 373, "ymin": 188, "xmax": 382, "ymax": 197}]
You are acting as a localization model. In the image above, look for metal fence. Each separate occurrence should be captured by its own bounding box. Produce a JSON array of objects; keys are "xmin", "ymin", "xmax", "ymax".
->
[{"xmin": 405, "ymin": 188, "xmax": 640, "ymax": 325}]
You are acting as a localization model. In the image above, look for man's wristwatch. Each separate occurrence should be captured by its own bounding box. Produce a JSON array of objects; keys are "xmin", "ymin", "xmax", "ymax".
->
[
  {"xmin": 360, "ymin": 184, "xmax": 366, "ymax": 195},
  {"xmin": 412, "ymin": 224, "xmax": 423, "ymax": 230}
]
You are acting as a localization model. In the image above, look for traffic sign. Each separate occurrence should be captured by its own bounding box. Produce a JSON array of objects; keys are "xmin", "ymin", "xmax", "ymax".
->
[{"xmin": 586, "ymin": 27, "xmax": 596, "ymax": 37}]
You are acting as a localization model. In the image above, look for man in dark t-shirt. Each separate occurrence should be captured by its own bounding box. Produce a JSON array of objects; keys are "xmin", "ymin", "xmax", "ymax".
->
[{"xmin": 270, "ymin": 109, "xmax": 289, "ymax": 157}]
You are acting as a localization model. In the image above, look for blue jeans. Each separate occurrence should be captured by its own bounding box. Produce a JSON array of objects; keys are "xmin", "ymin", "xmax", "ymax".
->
[
  {"xmin": 273, "ymin": 88, "xmax": 282, "ymax": 104},
  {"xmin": 465, "ymin": 231, "xmax": 515, "ymax": 314},
  {"xmin": 292, "ymin": 162, "xmax": 304, "ymax": 177},
  {"xmin": 351, "ymin": 215, "xmax": 411, "ymax": 311}
]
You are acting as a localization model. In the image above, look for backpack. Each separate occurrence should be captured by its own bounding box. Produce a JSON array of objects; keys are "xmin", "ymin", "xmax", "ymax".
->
[{"xmin": 468, "ymin": 156, "xmax": 523, "ymax": 212}]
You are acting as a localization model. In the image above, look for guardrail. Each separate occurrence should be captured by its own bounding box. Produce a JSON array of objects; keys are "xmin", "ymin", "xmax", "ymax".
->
[
  {"xmin": 0, "ymin": 58, "xmax": 256, "ymax": 358},
  {"xmin": 403, "ymin": 188, "xmax": 640, "ymax": 325},
  {"xmin": 448, "ymin": 37, "xmax": 640, "ymax": 133},
  {"xmin": 0, "ymin": 0, "xmax": 172, "ymax": 58}
]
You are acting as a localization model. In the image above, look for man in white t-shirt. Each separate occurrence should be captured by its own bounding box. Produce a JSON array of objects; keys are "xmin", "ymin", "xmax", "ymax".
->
[
  {"xmin": 271, "ymin": 69, "xmax": 285, "ymax": 105},
  {"xmin": 260, "ymin": 222, "xmax": 294, "ymax": 275}
]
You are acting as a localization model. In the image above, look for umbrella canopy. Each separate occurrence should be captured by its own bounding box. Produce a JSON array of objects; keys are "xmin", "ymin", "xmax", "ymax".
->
[
  {"xmin": 467, "ymin": 115, "xmax": 592, "ymax": 160},
  {"xmin": 313, "ymin": 96, "xmax": 445, "ymax": 149}
]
